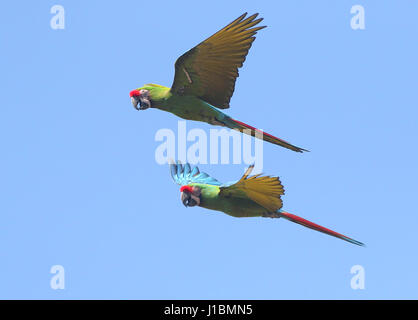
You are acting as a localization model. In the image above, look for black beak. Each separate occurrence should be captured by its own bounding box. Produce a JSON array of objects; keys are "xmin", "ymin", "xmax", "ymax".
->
[
  {"xmin": 181, "ymin": 192, "xmax": 190, "ymax": 207},
  {"xmin": 131, "ymin": 96, "xmax": 151, "ymax": 110},
  {"xmin": 131, "ymin": 96, "xmax": 140, "ymax": 110}
]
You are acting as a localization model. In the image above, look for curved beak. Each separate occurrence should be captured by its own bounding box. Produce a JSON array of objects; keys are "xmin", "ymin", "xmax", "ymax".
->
[
  {"xmin": 131, "ymin": 96, "xmax": 140, "ymax": 110},
  {"xmin": 181, "ymin": 192, "xmax": 190, "ymax": 207}
]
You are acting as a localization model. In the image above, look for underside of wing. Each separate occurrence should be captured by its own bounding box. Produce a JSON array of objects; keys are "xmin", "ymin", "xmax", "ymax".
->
[
  {"xmin": 219, "ymin": 165, "xmax": 284, "ymax": 212},
  {"xmin": 169, "ymin": 161, "xmax": 222, "ymax": 186},
  {"xmin": 171, "ymin": 13, "xmax": 266, "ymax": 109}
]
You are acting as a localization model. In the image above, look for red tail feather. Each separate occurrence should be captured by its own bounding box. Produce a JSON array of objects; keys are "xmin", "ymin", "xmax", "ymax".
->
[{"xmin": 279, "ymin": 211, "xmax": 365, "ymax": 246}]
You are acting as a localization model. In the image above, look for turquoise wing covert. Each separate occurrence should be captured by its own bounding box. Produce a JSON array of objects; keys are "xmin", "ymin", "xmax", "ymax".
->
[{"xmin": 170, "ymin": 162, "xmax": 222, "ymax": 186}]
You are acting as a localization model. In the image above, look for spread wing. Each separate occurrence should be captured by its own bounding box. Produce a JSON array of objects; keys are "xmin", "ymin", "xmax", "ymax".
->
[
  {"xmin": 219, "ymin": 165, "xmax": 285, "ymax": 212},
  {"xmin": 169, "ymin": 161, "xmax": 222, "ymax": 186},
  {"xmin": 170, "ymin": 13, "xmax": 266, "ymax": 109}
]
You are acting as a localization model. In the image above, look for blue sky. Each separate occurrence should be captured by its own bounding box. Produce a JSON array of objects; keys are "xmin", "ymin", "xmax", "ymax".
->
[{"xmin": 1, "ymin": 0, "xmax": 417, "ymax": 299}]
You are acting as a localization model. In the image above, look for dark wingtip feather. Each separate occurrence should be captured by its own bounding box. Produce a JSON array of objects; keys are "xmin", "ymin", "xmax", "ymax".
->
[{"xmin": 344, "ymin": 237, "xmax": 366, "ymax": 247}]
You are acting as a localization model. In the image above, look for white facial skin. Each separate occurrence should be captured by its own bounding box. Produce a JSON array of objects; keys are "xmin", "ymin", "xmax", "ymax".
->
[
  {"xmin": 180, "ymin": 186, "xmax": 201, "ymax": 207},
  {"xmin": 131, "ymin": 89, "xmax": 151, "ymax": 110}
]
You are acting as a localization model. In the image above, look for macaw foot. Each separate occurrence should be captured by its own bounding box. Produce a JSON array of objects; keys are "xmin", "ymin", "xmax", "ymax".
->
[
  {"xmin": 210, "ymin": 117, "xmax": 226, "ymax": 127},
  {"xmin": 262, "ymin": 212, "xmax": 281, "ymax": 219}
]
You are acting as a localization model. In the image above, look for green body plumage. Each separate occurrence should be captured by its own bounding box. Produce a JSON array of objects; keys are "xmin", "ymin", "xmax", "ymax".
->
[
  {"xmin": 189, "ymin": 183, "xmax": 266, "ymax": 218},
  {"xmin": 139, "ymin": 84, "xmax": 227, "ymax": 125}
]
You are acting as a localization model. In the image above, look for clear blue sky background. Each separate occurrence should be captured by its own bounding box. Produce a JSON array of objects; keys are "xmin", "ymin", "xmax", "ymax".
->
[{"xmin": 1, "ymin": 1, "xmax": 417, "ymax": 299}]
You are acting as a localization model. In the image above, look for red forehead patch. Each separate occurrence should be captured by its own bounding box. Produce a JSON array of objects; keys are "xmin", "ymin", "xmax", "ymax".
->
[
  {"xmin": 180, "ymin": 185, "xmax": 193, "ymax": 193},
  {"xmin": 129, "ymin": 89, "xmax": 141, "ymax": 97}
]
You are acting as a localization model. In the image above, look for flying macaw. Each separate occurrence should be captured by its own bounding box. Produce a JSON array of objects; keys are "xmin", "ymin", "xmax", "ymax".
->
[
  {"xmin": 130, "ymin": 13, "xmax": 307, "ymax": 153},
  {"xmin": 170, "ymin": 162, "xmax": 364, "ymax": 246}
]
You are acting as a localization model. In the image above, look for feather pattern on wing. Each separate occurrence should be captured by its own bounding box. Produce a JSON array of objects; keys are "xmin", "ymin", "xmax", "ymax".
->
[
  {"xmin": 171, "ymin": 13, "xmax": 266, "ymax": 109},
  {"xmin": 219, "ymin": 164, "xmax": 285, "ymax": 212},
  {"xmin": 169, "ymin": 161, "xmax": 222, "ymax": 186}
]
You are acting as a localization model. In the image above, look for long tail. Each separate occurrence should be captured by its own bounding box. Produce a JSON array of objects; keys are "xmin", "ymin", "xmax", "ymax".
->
[
  {"xmin": 226, "ymin": 118, "xmax": 308, "ymax": 153},
  {"xmin": 279, "ymin": 211, "xmax": 365, "ymax": 246}
]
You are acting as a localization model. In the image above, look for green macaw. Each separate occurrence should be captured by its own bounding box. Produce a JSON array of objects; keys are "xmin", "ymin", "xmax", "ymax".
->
[
  {"xmin": 170, "ymin": 162, "xmax": 364, "ymax": 246},
  {"xmin": 130, "ymin": 13, "xmax": 307, "ymax": 153}
]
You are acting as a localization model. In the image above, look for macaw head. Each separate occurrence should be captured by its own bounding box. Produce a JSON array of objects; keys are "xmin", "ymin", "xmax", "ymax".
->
[
  {"xmin": 129, "ymin": 89, "xmax": 152, "ymax": 110},
  {"xmin": 180, "ymin": 185, "xmax": 201, "ymax": 207}
]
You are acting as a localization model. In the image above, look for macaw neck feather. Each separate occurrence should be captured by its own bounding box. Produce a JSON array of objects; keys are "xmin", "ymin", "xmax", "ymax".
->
[{"xmin": 140, "ymin": 84, "xmax": 171, "ymax": 101}]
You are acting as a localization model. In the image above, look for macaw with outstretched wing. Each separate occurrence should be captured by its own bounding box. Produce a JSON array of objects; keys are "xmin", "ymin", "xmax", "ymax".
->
[
  {"xmin": 130, "ymin": 13, "xmax": 307, "ymax": 153},
  {"xmin": 170, "ymin": 162, "xmax": 364, "ymax": 246}
]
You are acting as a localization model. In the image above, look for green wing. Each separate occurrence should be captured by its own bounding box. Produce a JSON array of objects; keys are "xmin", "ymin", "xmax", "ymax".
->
[{"xmin": 170, "ymin": 13, "xmax": 266, "ymax": 109}]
